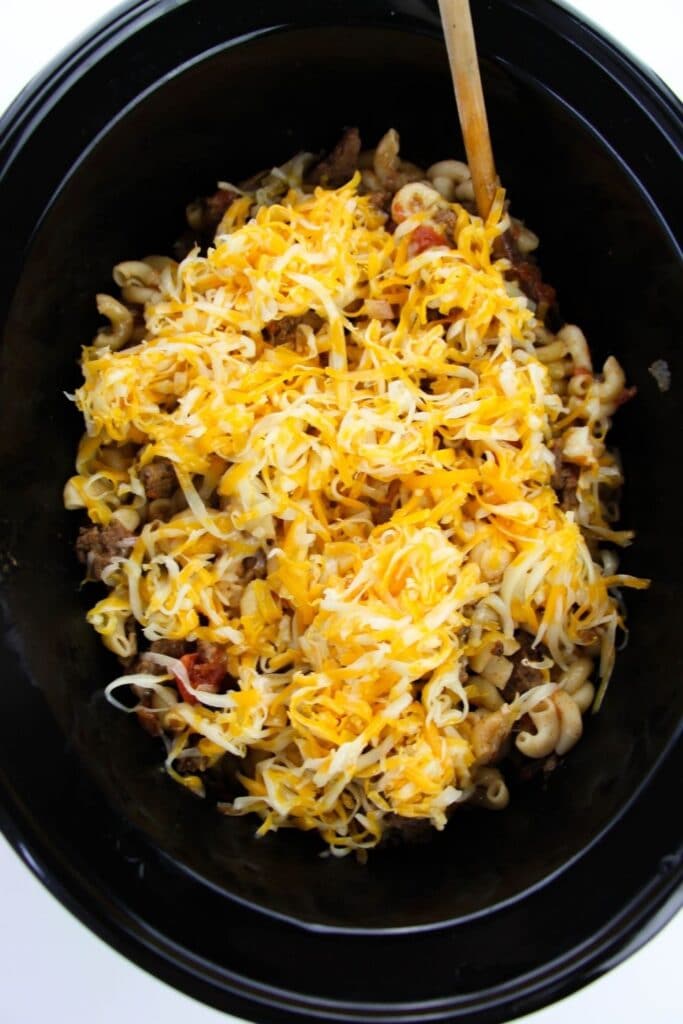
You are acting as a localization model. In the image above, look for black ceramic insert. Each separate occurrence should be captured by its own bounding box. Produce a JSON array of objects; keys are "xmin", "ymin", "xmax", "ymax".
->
[{"xmin": 0, "ymin": 1, "xmax": 681, "ymax": 1021}]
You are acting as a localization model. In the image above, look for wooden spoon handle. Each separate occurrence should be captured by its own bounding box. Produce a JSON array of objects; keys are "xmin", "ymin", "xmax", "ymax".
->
[{"xmin": 438, "ymin": 0, "xmax": 498, "ymax": 219}]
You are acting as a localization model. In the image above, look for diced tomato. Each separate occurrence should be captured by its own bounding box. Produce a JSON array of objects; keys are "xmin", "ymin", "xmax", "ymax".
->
[
  {"xmin": 408, "ymin": 225, "xmax": 446, "ymax": 257},
  {"xmin": 175, "ymin": 652, "xmax": 227, "ymax": 704},
  {"xmin": 176, "ymin": 654, "xmax": 199, "ymax": 704},
  {"xmin": 191, "ymin": 659, "xmax": 227, "ymax": 692}
]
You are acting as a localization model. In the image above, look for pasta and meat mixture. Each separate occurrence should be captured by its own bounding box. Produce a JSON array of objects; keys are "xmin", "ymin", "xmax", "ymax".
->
[{"xmin": 65, "ymin": 129, "xmax": 647, "ymax": 857}]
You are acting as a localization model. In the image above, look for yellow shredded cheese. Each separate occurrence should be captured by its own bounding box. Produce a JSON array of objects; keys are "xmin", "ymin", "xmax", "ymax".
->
[{"xmin": 66, "ymin": 165, "xmax": 647, "ymax": 856}]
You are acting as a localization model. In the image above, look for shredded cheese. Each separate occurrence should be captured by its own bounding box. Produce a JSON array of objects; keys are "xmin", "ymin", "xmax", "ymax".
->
[{"xmin": 66, "ymin": 163, "xmax": 647, "ymax": 856}]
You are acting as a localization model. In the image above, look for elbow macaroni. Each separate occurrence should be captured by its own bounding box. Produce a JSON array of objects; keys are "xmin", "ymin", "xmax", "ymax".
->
[
  {"xmin": 474, "ymin": 767, "xmax": 510, "ymax": 809},
  {"xmin": 516, "ymin": 688, "xmax": 585, "ymax": 759},
  {"xmin": 93, "ymin": 294, "xmax": 133, "ymax": 351},
  {"xmin": 516, "ymin": 698, "xmax": 560, "ymax": 758}
]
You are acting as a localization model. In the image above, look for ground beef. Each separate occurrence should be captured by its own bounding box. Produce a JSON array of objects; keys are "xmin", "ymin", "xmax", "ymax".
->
[
  {"xmin": 186, "ymin": 186, "xmax": 238, "ymax": 235},
  {"xmin": 134, "ymin": 694, "xmax": 163, "ymax": 737},
  {"xmin": 309, "ymin": 127, "xmax": 361, "ymax": 188},
  {"xmin": 265, "ymin": 311, "xmax": 323, "ymax": 346},
  {"xmin": 132, "ymin": 638, "xmax": 190, "ymax": 676},
  {"xmin": 498, "ymin": 231, "xmax": 556, "ymax": 317},
  {"xmin": 551, "ymin": 445, "xmax": 580, "ymax": 511},
  {"xmin": 500, "ymin": 638, "xmax": 564, "ymax": 782},
  {"xmin": 174, "ymin": 755, "xmax": 213, "ymax": 775},
  {"xmin": 433, "ymin": 207, "xmax": 458, "ymax": 246},
  {"xmin": 150, "ymin": 638, "xmax": 188, "ymax": 658},
  {"xmin": 374, "ymin": 480, "xmax": 400, "ymax": 524},
  {"xmin": 174, "ymin": 186, "xmax": 240, "ymax": 258},
  {"xmin": 75, "ymin": 520, "xmax": 135, "ymax": 581},
  {"xmin": 365, "ymin": 189, "xmax": 392, "ymax": 213},
  {"xmin": 512, "ymin": 260, "xmax": 556, "ymax": 312},
  {"xmin": 206, "ymin": 187, "xmax": 238, "ymax": 223},
  {"xmin": 502, "ymin": 635, "xmax": 545, "ymax": 703},
  {"xmin": 130, "ymin": 639, "xmax": 190, "ymax": 736},
  {"xmin": 240, "ymin": 551, "xmax": 267, "ymax": 582},
  {"xmin": 139, "ymin": 458, "xmax": 177, "ymax": 500}
]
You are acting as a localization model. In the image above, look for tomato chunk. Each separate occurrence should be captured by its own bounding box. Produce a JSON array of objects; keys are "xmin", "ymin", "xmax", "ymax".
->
[
  {"xmin": 408, "ymin": 225, "xmax": 446, "ymax": 257},
  {"xmin": 175, "ymin": 652, "xmax": 227, "ymax": 704}
]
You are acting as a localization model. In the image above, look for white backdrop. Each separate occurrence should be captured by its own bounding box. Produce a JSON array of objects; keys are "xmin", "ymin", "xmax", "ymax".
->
[{"xmin": 0, "ymin": 3, "xmax": 680, "ymax": 1023}]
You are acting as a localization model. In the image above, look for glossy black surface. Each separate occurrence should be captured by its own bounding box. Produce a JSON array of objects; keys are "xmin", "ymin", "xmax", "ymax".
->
[{"xmin": 0, "ymin": 0, "xmax": 681, "ymax": 1019}]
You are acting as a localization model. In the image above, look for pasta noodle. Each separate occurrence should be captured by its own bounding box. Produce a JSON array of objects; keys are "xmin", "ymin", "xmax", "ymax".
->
[{"xmin": 65, "ymin": 129, "xmax": 648, "ymax": 857}]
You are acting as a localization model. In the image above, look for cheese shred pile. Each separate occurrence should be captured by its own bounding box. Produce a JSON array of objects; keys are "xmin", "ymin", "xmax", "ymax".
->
[{"xmin": 65, "ymin": 149, "xmax": 647, "ymax": 857}]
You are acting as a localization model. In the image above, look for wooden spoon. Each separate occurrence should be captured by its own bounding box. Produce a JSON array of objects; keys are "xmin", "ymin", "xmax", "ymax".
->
[{"xmin": 438, "ymin": 0, "xmax": 498, "ymax": 219}]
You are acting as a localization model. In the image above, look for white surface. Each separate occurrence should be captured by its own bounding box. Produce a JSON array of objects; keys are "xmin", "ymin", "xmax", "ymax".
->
[
  {"xmin": 0, "ymin": 830, "xmax": 681, "ymax": 1024},
  {"xmin": 0, "ymin": 2, "xmax": 680, "ymax": 1023}
]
